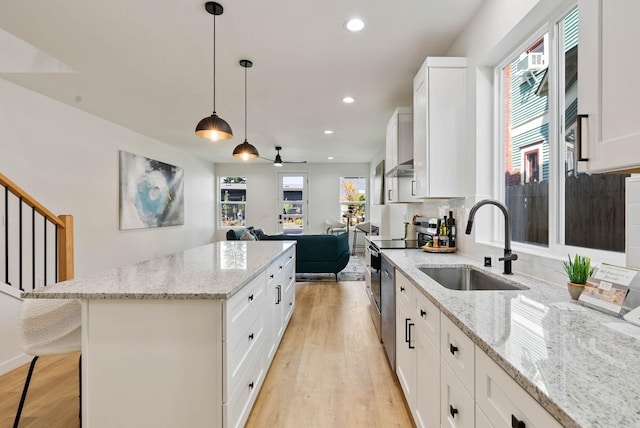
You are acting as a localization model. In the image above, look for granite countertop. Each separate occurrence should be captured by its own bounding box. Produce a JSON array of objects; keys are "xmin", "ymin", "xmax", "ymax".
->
[
  {"xmin": 381, "ymin": 248, "xmax": 640, "ymax": 428},
  {"xmin": 22, "ymin": 241, "xmax": 295, "ymax": 300}
]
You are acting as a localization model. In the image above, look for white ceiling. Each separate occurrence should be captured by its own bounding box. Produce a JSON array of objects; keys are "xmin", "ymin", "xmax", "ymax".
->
[{"xmin": 0, "ymin": 0, "xmax": 484, "ymax": 164}]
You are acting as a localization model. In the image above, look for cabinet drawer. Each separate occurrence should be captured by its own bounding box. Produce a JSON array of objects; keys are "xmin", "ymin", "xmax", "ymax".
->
[
  {"xmin": 475, "ymin": 349, "xmax": 562, "ymax": 428},
  {"xmin": 282, "ymin": 246, "xmax": 295, "ymax": 268},
  {"xmin": 475, "ymin": 404, "xmax": 493, "ymax": 428},
  {"xmin": 282, "ymin": 262, "xmax": 295, "ymax": 294},
  {"xmin": 224, "ymin": 311, "xmax": 264, "ymax": 399},
  {"xmin": 440, "ymin": 314, "xmax": 474, "ymax": 397},
  {"xmin": 414, "ymin": 289, "xmax": 440, "ymax": 350},
  {"xmin": 224, "ymin": 273, "xmax": 265, "ymax": 340},
  {"xmin": 283, "ymin": 281, "xmax": 295, "ymax": 324},
  {"xmin": 396, "ymin": 271, "xmax": 414, "ymax": 310},
  {"xmin": 223, "ymin": 341, "xmax": 266, "ymax": 428},
  {"xmin": 441, "ymin": 358, "xmax": 474, "ymax": 428}
]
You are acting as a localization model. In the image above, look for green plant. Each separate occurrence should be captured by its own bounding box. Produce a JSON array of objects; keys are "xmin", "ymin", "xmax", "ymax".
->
[{"xmin": 562, "ymin": 254, "xmax": 595, "ymax": 285}]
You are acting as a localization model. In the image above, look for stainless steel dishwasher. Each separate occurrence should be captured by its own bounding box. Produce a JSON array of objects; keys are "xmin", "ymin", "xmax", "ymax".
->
[{"xmin": 381, "ymin": 254, "xmax": 395, "ymax": 369}]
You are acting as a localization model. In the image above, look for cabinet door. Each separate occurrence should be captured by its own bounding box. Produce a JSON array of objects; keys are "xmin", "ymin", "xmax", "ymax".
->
[
  {"xmin": 441, "ymin": 359, "xmax": 474, "ymax": 428},
  {"xmin": 440, "ymin": 314, "xmax": 475, "ymax": 398},
  {"xmin": 396, "ymin": 294, "xmax": 416, "ymax": 411},
  {"xmin": 578, "ymin": 0, "xmax": 640, "ymax": 173},
  {"xmin": 413, "ymin": 63, "xmax": 427, "ymax": 198},
  {"xmin": 476, "ymin": 349, "xmax": 562, "ymax": 428},
  {"xmin": 385, "ymin": 116, "xmax": 398, "ymax": 203},
  {"xmin": 413, "ymin": 57, "xmax": 467, "ymax": 198},
  {"xmin": 414, "ymin": 324, "xmax": 440, "ymax": 428}
]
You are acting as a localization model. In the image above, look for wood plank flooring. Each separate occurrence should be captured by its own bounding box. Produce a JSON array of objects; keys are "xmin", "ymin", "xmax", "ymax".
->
[
  {"xmin": 0, "ymin": 281, "xmax": 411, "ymax": 427},
  {"xmin": 246, "ymin": 281, "xmax": 413, "ymax": 427}
]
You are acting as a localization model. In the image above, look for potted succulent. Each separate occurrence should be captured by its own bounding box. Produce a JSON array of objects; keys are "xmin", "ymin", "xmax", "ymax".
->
[{"xmin": 563, "ymin": 254, "xmax": 595, "ymax": 300}]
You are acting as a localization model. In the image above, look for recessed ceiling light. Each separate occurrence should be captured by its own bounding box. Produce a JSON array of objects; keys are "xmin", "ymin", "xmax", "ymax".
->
[
  {"xmin": 324, "ymin": 130, "xmax": 334, "ymax": 135},
  {"xmin": 328, "ymin": 156, "xmax": 334, "ymax": 160},
  {"xmin": 345, "ymin": 18, "xmax": 365, "ymax": 32},
  {"xmin": 342, "ymin": 96, "xmax": 355, "ymax": 104}
]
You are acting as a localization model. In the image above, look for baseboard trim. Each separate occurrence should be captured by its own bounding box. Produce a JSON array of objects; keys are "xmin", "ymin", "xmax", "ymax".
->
[
  {"xmin": 0, "ymin": 353, "xmax": 31, "ymax": 376},
  {"xmin": 0, "ymin": 282, "xmax": 22, "ymax": 300}
]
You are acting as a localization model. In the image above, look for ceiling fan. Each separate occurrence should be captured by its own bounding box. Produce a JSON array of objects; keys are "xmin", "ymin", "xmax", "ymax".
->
[{"xmin": 260, "ymin": 146, "xmax": 307, "ymax": 166}]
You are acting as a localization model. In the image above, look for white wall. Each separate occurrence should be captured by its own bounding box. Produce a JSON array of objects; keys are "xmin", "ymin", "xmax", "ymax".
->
[
  {"xmin": 0, "ymin": 78, "xmax": 216, "ymax": 374},
  {"xmin": 214, "ymin": 162, "xmax": 370, "ymax": 242}
]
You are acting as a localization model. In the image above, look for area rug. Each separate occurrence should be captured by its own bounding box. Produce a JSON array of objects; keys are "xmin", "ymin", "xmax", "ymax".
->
[{"xmin": 296, "ymin": 256, "xmax": 366, "ymax": 282}]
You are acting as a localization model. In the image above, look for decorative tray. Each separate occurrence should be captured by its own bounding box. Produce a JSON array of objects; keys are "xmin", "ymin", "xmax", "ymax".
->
[{"xmin": 422, "ymin": 246, "xmax": 457, "ymax": 253}]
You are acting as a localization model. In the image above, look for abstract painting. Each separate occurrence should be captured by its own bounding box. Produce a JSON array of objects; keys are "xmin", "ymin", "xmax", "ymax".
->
[{"xmin": 119, "ymin": 151, "xmax": 184, "ymax": 229}]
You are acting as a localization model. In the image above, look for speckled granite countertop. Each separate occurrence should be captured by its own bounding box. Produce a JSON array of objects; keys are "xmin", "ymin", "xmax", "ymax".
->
[
  {"xmin": 381, "ymin": 247, "xmax": 640, "ymax": 428},
  {"xmin": 22, "ymin": 241, "xmax": 295, "ymax": 300}
]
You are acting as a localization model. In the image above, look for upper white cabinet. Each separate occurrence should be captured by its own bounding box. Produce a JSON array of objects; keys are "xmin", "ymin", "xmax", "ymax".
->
[
  {"xmin": 413, "ymin": 57, "xmax": 467, "ymax": 198},
  {"xmin": 577, "ymin": 0, "xmax": 640, "ymax": 173},
  {"xmin": 385, "ymin": 107, "xmax": 417, "ymax": 203}
]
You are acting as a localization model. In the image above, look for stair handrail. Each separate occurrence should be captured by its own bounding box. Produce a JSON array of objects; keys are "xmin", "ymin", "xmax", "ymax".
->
[{"xmin": 0, "ymin": 172, "xmax": 74, "ymax": 282}]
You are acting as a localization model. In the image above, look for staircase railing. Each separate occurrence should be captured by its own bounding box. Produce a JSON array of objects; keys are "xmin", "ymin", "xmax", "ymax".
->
[{"xmin": 0, "ymin": 172, "xmax": 74, "ymax": 291}]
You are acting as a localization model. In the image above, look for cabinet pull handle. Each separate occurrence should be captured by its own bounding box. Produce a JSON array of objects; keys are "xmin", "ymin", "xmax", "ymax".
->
[
  {"xmin": 411, "ymin": 180, "xmax": 416, "ymax": 196},
  {"xmin": 449, "ymin": 405, "xmax": 458, "ymax": 418},
  {"xmin": 405, "ymin": 318, "xmax": 411, "ymax": 343},
  {"xmin": 270, "ymin": 274, "xmax": 274, "ymax": 279},
  {"xmin": 248, "ymin": 333, "xmax": 254, "ymax": 341},
  {"xmin": 511, "ymin": 415, "xmax": 525, "ymax": 428},
  {"xmin": 279, "ymin": 265, "xmax": 283, "ymax": 270},
  {"xmin": 249, "ymin": 382, "xmax": 254, "ymax": 390},
  {"xmin": 388, "ymin": 189, "xmax": 392, "ymax": 200},
  {"xmin": 408, "ymin": 322, "xmax": 415, "ymax": 349},
  {"xmin": 420, "ymin": 309, "xmax": 426, "ymax": 317},
  {"xmin": 449, "ymin": 343, "xmax": 458, "ymax": 355},
  {"xmin": 248, "ymin": 294, "xmax": 254, "ymax": 302},
  {"xmin": 400, "ymin": 286, "xmax": 405, "ymax": 292},
  {"xmin": 576, "ymin": 113, "xmax": 589, "ymax": 162},
  {"xmin": 276, "ymin": 285, "xmax": 282, "ymax": 304}
]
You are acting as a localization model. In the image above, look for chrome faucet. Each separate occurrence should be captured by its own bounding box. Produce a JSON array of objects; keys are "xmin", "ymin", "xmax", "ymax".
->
[{"xmin": 465, "ymin": 199, "xmax": 518, "ymax": 275}]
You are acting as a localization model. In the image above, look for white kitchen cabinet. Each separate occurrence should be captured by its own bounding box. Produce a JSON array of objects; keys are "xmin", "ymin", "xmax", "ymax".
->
[
  {"xmin": 396, "ymin": 272, "xmax": 441, "ymax": 428},
  {"xmin": 415, "ymin": 323, "xmax": 440, "ymax": 428},
  {"xmin": 577, "ymin": 0, "xmax": 640, "ymax": 173},
  {"xmin": 440, "ymin": 314, "xmax": 475, "ymax": 397},
  {"xmin": 441, "ymin": 358, "xmax": 475, "ymax": 428},
  {"xmin": 385, "ymin": 107, "xmax": 418, "ymax": 203},
  {"xmin": 266, "ymin": 246, "xmax": 295, "ymax": 361},
  {"xmin": 396, "ymin": 273, "xmax": 417, "ymax": 409},
  {"xmin": 413, "ymin": 57, "xmax": 467, "ymax": 198},
  {"xmin": 475, "ymin": 349, "xmax": 562, "ymax": 428}
]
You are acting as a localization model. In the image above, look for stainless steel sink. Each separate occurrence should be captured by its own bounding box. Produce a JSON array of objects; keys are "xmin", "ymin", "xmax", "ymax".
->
[{"xmin": 418, "ymin": 266, "xmax": 529, "ymax": 291}]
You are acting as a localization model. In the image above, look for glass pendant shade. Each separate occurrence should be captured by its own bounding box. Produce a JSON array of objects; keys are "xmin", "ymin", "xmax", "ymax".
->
[
  {"xmin": 195, "ymin": 112, "xmax": 233, "ymax": 141},
  {"xmin": 233, "ymin": 140, "xmax": 260, "ymax": 160}
]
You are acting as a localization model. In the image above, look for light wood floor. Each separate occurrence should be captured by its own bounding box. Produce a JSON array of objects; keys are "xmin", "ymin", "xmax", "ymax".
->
[{"xmin": 0, "ymin": 281, "xmax": 411, "ymax": 427}]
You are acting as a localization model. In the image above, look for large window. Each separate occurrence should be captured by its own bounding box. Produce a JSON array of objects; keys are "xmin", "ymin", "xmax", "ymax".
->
[
  {"xmin": 498, "ymin": 5, "xmax": 627, "ymax": 254},
  {"xmin": 219, "ymin": 177, "xmax": 246, "ymax": 227},
  {"xmin": 340, "ymin": 177, "xmax": 366, "ymax": 226}
]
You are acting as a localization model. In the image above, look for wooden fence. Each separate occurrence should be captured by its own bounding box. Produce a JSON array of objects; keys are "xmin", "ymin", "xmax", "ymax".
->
[{"xmin": 506, "ymin": 174, "xmax": 627, "ymax": 252}]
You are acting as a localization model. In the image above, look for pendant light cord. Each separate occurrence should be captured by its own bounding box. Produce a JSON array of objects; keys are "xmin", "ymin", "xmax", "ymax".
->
[
  {"xmin": 212, "ymin": 12, "xmax": 216, "ymax": 113},
  {"xmin": 244, "ymin": 65, "xmax": 248, "ymax": 140}
]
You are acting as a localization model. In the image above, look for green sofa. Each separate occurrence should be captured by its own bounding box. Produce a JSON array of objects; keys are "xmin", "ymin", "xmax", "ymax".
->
[{"xmin": 226, "ymin": 228, "xmax": 350, "ymax": 279}]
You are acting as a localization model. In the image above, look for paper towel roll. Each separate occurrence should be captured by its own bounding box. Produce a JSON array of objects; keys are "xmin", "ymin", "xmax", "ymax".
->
[{"xmin": 406, "ymin": 224, "xmax": 417, "ymax": 240}]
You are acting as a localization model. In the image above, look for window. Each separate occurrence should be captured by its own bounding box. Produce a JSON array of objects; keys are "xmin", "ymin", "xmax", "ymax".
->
[
  {"xmin": 340, "ymin": 177, "xmax": 366, "ymax": 226},
  {"xmin": 497, "ymin": 5, "xmax": 627, "ymax": 254},
  {"xmin": 219, "ymin": 177, "xmax": 246, "ymax": 227}
]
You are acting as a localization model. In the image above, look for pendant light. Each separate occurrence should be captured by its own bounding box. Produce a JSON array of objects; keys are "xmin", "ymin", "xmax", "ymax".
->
[
  {"xmin": 232, "ymin": 59, "xmax": 260, "ymax": 160},
  {"xmin": 195, "ymin": 2, "xmax": 233, "ymax": 141}
]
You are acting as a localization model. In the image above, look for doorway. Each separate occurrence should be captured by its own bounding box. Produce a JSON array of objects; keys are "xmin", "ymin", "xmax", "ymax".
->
[{"xmin": 277, "ymin": 173, "xmax": 307, "ymax": 234}]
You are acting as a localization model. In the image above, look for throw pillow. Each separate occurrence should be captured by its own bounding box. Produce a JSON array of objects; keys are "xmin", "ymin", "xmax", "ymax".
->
[{"xmin": 240, "ymin": 230, "xmax": 256, "ymax": 241}]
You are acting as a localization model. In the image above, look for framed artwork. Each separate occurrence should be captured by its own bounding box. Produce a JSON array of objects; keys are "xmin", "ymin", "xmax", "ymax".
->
[{"xmin": 119, "ymin": 151, "xmax": 184, "ymax": 229}]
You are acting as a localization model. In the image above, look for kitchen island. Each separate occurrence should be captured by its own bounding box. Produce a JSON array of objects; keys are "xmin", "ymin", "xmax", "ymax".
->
[
  {"xmin": 23, "ymin": 240, "xmax": 296, "ymax": 428},
  {"xmin": 381, "ymin": 248, "xmax": 640, "ymax": 428}
]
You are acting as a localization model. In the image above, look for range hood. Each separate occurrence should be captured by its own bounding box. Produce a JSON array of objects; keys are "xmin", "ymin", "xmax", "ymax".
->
[{"xmin": 384, "ymin": 159, "xmax": 414, "ymax": 177}]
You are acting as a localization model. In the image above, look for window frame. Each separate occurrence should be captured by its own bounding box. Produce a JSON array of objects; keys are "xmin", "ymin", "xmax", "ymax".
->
[
  {"xmin": 218, "ymin": 176, "xmax": 247, "ymax": 229},
  {"xmin": 339, "ymin": 176, "xmax": 367, "ymax": 226},
  {"xmin": 488, "ymin": 2, "xmax": 625, "ymax": 265}
]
